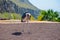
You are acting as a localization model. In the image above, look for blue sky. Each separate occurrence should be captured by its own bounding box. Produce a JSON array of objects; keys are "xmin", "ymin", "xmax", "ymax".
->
[{"xmin": 29, "ymin": 0, "xmax": 60, "ymax": 12}]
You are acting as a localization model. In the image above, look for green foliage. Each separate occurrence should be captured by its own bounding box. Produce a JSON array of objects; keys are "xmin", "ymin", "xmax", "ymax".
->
[
  {"xmin": 38, "ymin": 15, "xmax": 44, "ymax": 21},
  {"xmin": 30, "ymin": 15, "xmax": 36, "ymax": 21},
  {"xmin": 0, "ymin": 12, "xmax": 36, "ymax": 20},
  {"xmin": 0, "ymin": 12, "xmax": 10, "ymax": 19},
  {"xmin": 0, "ymin": 12, "xmax": 21, "ymax": 20},
  {"xmin": 37, "ymin": 10, "xmax": 47, "ymax": 21},
  {"xmin": 11, "ymin": 13, "xmax": 21, "ymax": 20},
  {"xmin": 37, "ymin": 9, "xmax": 60, "ymax": 22},
  {"xmin": 57, "ymin": 17, "xmax": 60, "ymax": 22}
]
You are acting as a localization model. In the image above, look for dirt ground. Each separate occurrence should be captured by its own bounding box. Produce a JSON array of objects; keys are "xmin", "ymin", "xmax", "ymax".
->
[{"xmin": 0, "ymin": 20, "xmax": 60, "ymax": 40}]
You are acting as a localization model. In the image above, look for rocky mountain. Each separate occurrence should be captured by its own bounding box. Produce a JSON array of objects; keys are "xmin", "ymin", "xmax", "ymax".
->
[
  {"xmin": 0, "ymin": 0, "xmax": 40, "ymax": 18},
  {"xmin": 0, "ymin": 0, "xmax": 19, "ymax": 13}
]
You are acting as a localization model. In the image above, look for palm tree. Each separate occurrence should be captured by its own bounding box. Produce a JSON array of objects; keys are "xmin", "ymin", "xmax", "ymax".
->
[
  {"xmin": 47, "ymin": 9, "xmax": 59, "ymax": 21},
  {"xmin": 37, "ymin": 10, "xmax": 47, "ymax": 21},
  {"xmin": 37, "ymin": 9, "xmax": 59, "ymax": 22}
]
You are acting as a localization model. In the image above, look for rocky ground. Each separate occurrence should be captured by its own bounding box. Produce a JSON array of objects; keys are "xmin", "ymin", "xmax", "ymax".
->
[{"xmin": 0, "ymin": 20, "xmax": 60, "ymax": 40}]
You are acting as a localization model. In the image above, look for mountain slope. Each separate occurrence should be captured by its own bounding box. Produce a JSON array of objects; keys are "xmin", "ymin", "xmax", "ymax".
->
[
  {"xmin": 10, "ymin": 0, "xmax": 39, "ymax": 10},
  {"xmin": 0, "ymin": 0, "xmax": 40, "ymax": 18},
  {"xmin": 10, "ymin": 0, "xmax": 40, "ymax": 18},
  {"xmin": 0, "ymin": 0, "xmax": 17, "ymax": 13}
]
